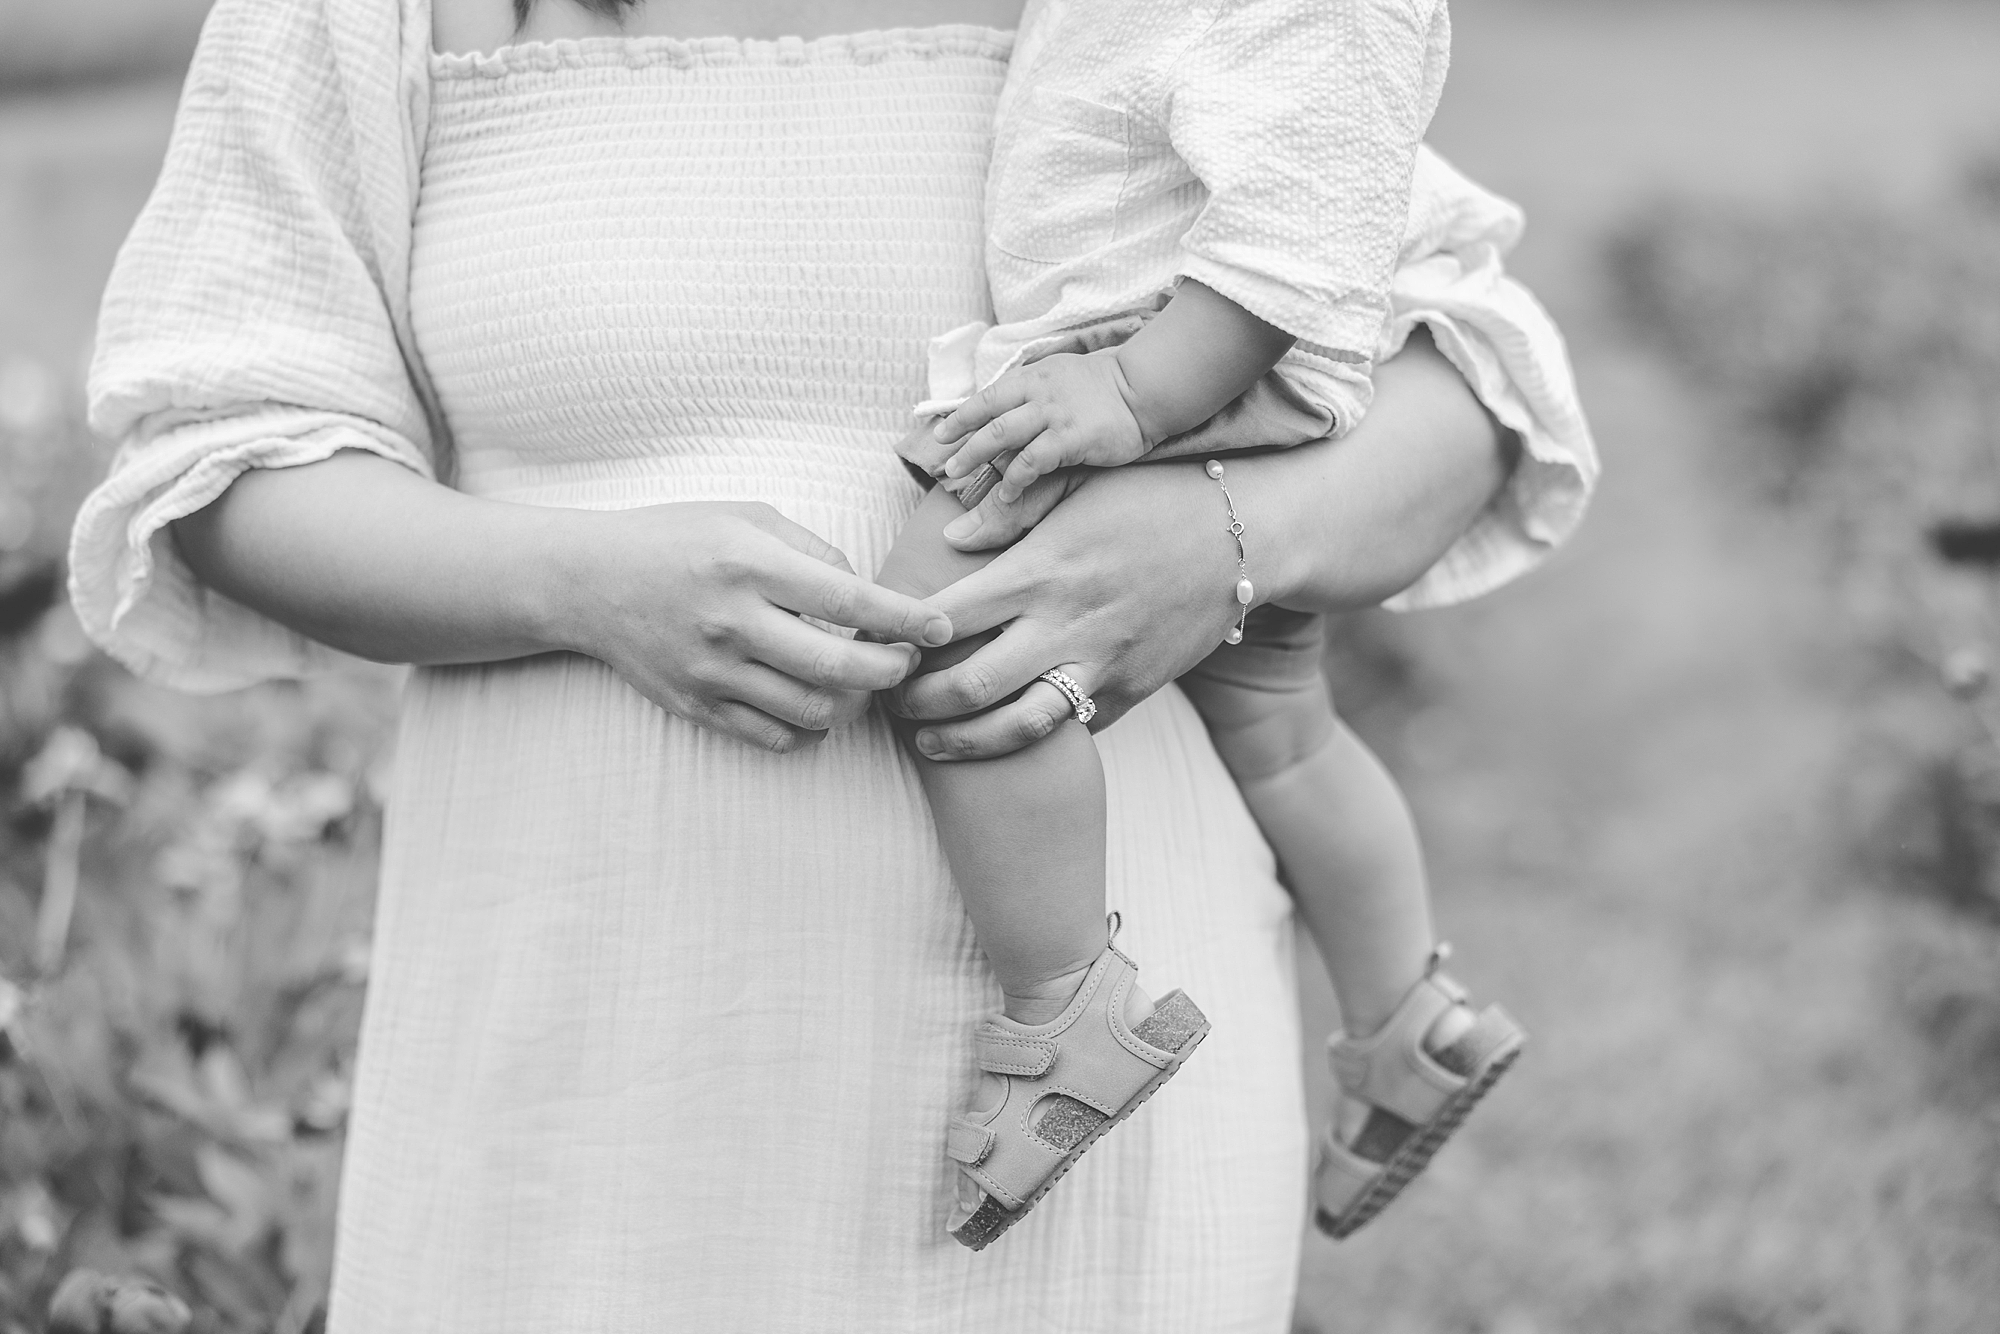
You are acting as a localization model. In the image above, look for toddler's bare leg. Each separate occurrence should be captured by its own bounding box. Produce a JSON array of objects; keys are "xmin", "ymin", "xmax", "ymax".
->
[
  {"xmin": 1178, "ymin": 609, "xmax": 1433, "ymax": 1038},
  {"xmin": 879, "ymin": 485, "xmax": 1112, "ymax": 1026}
]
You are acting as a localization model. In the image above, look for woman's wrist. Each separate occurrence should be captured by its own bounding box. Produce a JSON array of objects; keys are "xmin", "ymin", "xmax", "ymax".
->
[
  {"xmin": 1221, "ymin": 326, "xmax": 1509, "ymax": 614},
  {"xmin": 518, "ymin": 505, "xmax": 611, "ymax": 662},
  {"xmin": 1206, "ymin": 454, "xmax": 1312, "ymax": 616}
]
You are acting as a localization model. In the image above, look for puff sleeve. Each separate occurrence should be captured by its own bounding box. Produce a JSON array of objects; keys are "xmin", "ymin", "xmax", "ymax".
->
[
  {"xmin": 67, "ymin": 0, "xmax": 444, "ymax": 690},
  {"xmin": 1380, "ymin": 148, "xmax": 1598, "ymax": 611},
  {"xmin": 1166, "ymin": 0, "xmax": 1451, "ymax": 359}
]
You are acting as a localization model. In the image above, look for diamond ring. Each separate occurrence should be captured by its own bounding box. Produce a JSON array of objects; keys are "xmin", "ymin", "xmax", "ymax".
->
[{"xmin": 1036, "ymin": 668, "xmax": 1097, "ymax": 726}]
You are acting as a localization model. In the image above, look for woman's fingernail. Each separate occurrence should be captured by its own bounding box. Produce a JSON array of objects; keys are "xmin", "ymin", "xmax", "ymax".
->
[
  {"xmin": 916, "ymin": 731, "xmax": 946, "ymax": 758},
  {"xmin": 943, "ymin": 455, "xmax": 965, "ymax": 478},
  {"xmin": 943, "ymin": 513, "xmax": 977, "ymax": 542},
  {"xmin": 923, "ymin": 617, "xmax": 953, "ymax": 647},
  {"xmin": 932, "ymin": 422, "xmax": 952, "ymax": 441}
]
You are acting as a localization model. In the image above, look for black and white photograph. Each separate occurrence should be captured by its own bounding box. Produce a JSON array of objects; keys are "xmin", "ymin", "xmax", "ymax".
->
[{"xmin": 0, "ymin": 0, "xmax": 1997, "ymax": 1330}]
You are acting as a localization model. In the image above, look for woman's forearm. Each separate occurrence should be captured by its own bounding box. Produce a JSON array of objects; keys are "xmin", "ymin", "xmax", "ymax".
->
[
  {"xmin": 172, "ymin": 449, "xmax": 947, "ymax": 752},
  {"xmin": 1235, "ymin": 327, "xmax": 1513, "ymax": 613},
  {"xmin": 172, "ymin": 450, "xmax": 577, "ymax": 666}
]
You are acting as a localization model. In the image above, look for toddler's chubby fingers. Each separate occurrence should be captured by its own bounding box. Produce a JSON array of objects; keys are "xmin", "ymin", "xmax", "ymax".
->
[
  {"xmin": 934, "ymin": 375, "xmax": 1032, "ymax": 446},
  {"xmin": 993, "ymin": 436, "xmax": 1068, "ymax": 505},
  {"xmin": 944, "ymin": 405, "xmax": 1047, "ymax": 481}
]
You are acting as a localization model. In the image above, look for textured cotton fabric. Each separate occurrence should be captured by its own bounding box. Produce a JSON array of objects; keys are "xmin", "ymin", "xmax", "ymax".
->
[
  {"xmin": 385, "ymin": 30, "xmax": 1313, "ymax": 1331},
  {"xmin": 69, "ymin": 5, "xmax": 1590, "ymax": 683},
  {"xmin": 68, "ymin": 3, "xmax": 1595, "ymax": 1330},
  {"xmin": 921, "ymin": 0, "xmax": 1450, "ymax": 439}
]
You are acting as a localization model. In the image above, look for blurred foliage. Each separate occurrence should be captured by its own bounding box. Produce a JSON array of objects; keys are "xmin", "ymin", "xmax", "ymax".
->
[
  {"xmin": 0, "ymin": 352, "xmax": 398, "ymax": 1332},
  {"xmin": 1609, "ymin": 155, "xmax": 2000, "ymax": 654},
  {"xmin": 1609, "ymin": 153, "xmax": 2000, "ymax": 1108}
]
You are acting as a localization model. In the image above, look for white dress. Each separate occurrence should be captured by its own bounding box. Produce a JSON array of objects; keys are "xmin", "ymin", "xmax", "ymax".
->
[
  {"xmin": 65, "ymin": 5, "xmax": 1596, "ymax": 1329},
  {"xmin": 335, "ymin": 30, "xmax": 1305, "ymax": 1333}
]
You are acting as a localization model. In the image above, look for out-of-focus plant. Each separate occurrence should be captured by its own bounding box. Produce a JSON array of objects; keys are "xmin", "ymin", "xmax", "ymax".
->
[
  {"xmin": 0, "ymin": 348, "xmax": 399, "ymax": 1334},
  {"xmin": 1607, "ymin": 153, "xmax": 2000, "ymax": 1125},
  {"xmin": 1608, "ymin": 162, "xmax": 2000, "ymax": 615}
]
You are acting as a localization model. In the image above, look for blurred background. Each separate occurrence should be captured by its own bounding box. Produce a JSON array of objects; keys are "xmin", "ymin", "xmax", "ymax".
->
[{"xmin": 1, "ymin": 1, "xmax": 1998, "ymax": 1331}]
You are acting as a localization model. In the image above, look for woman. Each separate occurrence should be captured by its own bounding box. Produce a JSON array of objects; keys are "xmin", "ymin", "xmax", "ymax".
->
[{"xmin": 70, "ymin": 0, "xmax": 1594, "ymax": 1328}]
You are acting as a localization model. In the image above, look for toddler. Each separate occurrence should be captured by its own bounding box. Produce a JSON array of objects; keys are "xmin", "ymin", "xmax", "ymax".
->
[{"xmin": 877, "ymin": 0, "xmax": 1524, "ymax": 1251}]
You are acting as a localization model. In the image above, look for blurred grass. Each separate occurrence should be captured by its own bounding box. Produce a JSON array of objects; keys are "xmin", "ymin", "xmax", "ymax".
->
[{"xmin": 3, "ymin": 2, "xmax": 2000, "ymax": 1333}]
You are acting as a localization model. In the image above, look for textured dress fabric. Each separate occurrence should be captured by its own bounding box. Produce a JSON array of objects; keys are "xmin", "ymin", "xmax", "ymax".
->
[
  {"xmin": 921, "ymin": 0, "xmax": 1451, "ymax": 439},
  {"xmin": 367, "ymin": 31, "xmax": 1312, "ymax": 1333},
  {"xmin": 67, "ymin": 3, "xmax": 1597, "ymax": 1329}
]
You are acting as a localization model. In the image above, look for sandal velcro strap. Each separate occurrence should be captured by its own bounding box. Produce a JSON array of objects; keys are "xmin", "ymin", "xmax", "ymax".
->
[
  {"xmin": 974, "ymin": 1025, "xmax": 1059, "ymax": 1077},
  {"xmin": 946, "ymin": 1116, "xmax": 996, "ymax": 1167},
  {"xmin": 946, "ymin": 939, "xmax": 1212, "ymax": 1236}
]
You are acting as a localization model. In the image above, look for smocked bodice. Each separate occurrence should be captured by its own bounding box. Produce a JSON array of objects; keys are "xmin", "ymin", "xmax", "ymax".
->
[{"xmin": 410, "ymin": 29, "xmax": 1012, "ymax": 572}]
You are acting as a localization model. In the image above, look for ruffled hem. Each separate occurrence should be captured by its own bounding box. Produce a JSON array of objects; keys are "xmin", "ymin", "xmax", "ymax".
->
[
  {"xmin": 1380, "ymin": 294, "xmax": 1597, "ymax": 613},
  {"xmin": 67, "ymin": 409, "xmax": 431, "ymax": 693},
  {"xmin": 430, "ymin": 24, "xmax": 1014, "ymax": 79}
]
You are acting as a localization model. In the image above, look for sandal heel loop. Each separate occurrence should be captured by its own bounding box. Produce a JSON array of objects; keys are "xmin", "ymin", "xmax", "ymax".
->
[
  {"xmin": 974, "ymin": 1026, "xmax": 1058, "ymax": 1077},
  {"xmin": 1329, "ymin": 973, "xmax": 1468, "ymax": 1126},
  {"xmin": 946, "ymin": 1116, "xmax": 997, "ymax": 1167}
]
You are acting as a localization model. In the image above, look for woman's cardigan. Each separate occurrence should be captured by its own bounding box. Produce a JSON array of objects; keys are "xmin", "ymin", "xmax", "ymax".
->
[{"xmin": 69, "ymin": 0, "xmax": 1598, "ymax": 693}]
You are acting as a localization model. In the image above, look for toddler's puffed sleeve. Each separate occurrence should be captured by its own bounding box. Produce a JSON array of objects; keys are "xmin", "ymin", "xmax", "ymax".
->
[
  {"xmin": 1381, "ymin": 148, "xmax": 1599, "ymax": 611},
  {"xmin": 68, "ymin": 0, "xmax": 443, "ymax": 691},
  {"xmin": 1165, "ymin": 0, "xmax": 1450, "ymax": 359}
]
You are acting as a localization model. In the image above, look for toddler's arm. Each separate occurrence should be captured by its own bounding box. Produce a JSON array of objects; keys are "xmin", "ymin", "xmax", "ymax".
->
[{"xmin": 931, "ymin": 279, "xmax": 1295, "ymax": 506}]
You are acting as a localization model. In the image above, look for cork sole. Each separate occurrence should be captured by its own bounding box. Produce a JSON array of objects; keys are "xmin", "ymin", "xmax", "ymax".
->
[
  {"xmin": 1315, "ymin": 1014, "xmax": 1524, "ymax": 1240},
  {"xmin": 950, "ymin": 989, "xmax": 1210, "ymax": 1252}
]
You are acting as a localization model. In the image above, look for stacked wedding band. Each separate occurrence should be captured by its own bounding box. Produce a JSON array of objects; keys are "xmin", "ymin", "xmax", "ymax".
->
[{"xmin": 1038, "ymin": 668, "xmax": 1098, "ymax": 725}]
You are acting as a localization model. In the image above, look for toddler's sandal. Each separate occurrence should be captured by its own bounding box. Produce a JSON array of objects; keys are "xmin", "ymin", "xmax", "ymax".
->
[
  {"xmin": 946, "ymin": 924, "xmax": 1209, "ymax": 1251},
  {"xmin": 1313, "ymin": 949, "xmax": 1524, "ymax": 1240}
]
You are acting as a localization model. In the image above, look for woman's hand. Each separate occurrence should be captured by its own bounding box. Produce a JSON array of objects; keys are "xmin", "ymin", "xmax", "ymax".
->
[
  {"xmin": 890, "ymin": 327, "xmax": 1512, "ymax": 759},
  {"xmin": 557, "ymin": 501, "xmax": 955, "ymax": 753},
  {"xmin": 175, "ymin": 453, "xmax": 951, "ymax": 755},
  {"xmin": 888, "ymin": 460, "xmax": 1245, "ymax": 759}
]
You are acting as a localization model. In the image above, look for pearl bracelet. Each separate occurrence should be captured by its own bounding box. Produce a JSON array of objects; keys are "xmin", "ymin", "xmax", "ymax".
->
[{"xmin": 1204, "ymin": 459, "xmax": 1254, "ymax": 645}]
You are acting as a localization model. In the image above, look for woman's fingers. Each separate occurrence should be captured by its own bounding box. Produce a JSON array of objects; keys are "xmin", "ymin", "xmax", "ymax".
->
[
  {"xmin": 698, "ymin": 696, "xmax": 826, "ymax": 754},
  {"xmin": 759, "ymin": 538, "xmax": 952, "ymax": 647},
  {"xmin": 895, "ymin": 616, "xmax": 1064, "ymax": 721},
  {"xmin": 743, "ymin": 609, "xmax": 921, "ymax": 694},
  {"xmin": 751, "ymin": 505, "xmax": 857, "ymax": 573},
  {"xmin": 913, "ymin": 681, "xmax": 1079, "ymax": 761},
  {"xmin": 901, "ymin": 554, "xmax": 1035, "ymax": 653},
  {"xmin": 728, "ymin": 661, "xmax": 872, "ymax": 737},
  {"xmin": 942, "ymin": 470, "xmax": 1080, "ymax": 550},
  {"xmin": 935, "ymin": 375, "xmax": 1033, "ymax": 445}
]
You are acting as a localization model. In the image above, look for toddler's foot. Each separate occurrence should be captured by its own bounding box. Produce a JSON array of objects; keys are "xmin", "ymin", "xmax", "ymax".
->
[
  {"xmin": 945, "ymin": 917, "xmax": 1207, "ymax": 1251},
  {"xmin": 1313, "ymin": 946, "xmax": 1525, "ymax": 1240}
]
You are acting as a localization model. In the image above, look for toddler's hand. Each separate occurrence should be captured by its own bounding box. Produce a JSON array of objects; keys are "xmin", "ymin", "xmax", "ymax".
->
[{"xmin": 931, "ymin": 350, "xmax": 1149, "ymax": 505}]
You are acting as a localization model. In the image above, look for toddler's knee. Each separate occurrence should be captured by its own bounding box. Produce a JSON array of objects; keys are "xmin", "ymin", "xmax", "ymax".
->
[{"xmin": 1196, "ymin": 686, "xmax": 1339, "ymax": 783}]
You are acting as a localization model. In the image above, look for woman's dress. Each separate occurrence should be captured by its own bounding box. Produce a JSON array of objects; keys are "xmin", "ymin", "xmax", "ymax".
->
[
  {"xmin": 69, "ymin": 4, "xmax": 1597, "ymax": 1327},
  {"xmin": 327, "ymin": 30, "xmax": 1307, "ymax": 1332}
]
